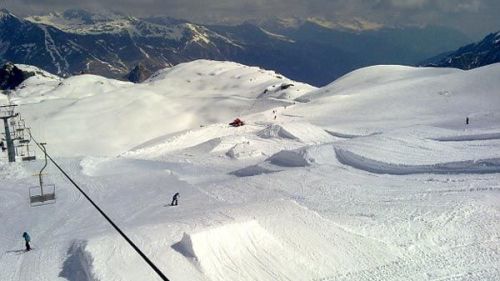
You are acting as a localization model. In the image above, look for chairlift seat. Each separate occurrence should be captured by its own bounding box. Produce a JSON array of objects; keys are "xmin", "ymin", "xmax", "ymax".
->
[
  {"xmin": 30, "ymin": 193, "xmax": 56, "ymax": 204},
  {"xmin": 23, "ymin": 156, "xmax": 36, "ymax": 161},
  {"xmin": 29, "ymin": 184, "xmax": 56, "ymax": 206},
  {"xmin": 0, "ymin": 111, "xmax": 15, "ymax": 118},
  {"xmin": 19, "ymin": 139, "xmax": 30, "ymax": 144}
]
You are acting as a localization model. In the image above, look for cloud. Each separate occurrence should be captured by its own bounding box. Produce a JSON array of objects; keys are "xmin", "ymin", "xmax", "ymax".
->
[
  {"xmin": 387, "ymin": 0, "xmax": 428, "ymax": 9},
  {"xmin": 2, "ymin": 0, "xmax": 498, "ymax": 37}
]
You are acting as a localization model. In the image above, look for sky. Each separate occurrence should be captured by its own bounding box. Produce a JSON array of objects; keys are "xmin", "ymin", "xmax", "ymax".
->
[{"xmin": 2, "ymin": 0, "xmax": 499, "ymax": 38}]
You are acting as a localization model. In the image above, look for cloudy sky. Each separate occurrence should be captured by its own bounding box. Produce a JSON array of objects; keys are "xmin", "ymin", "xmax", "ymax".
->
[{"xmin": 3, "ymin": 0, "xmax": 499, "ymax": 38}]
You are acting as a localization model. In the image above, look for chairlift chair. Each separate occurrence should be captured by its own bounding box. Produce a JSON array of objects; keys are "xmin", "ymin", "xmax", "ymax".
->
[
  {"xmin": 17, "ymin": 130, "xmax": 31, "ymax": 144},
  {"xmin": 0, "ymin": 104, "xmax": 17, "ymax": 117},
  {"xmin": 10, "ymin": 115, "xmax": 21, "ymax": 126},
  {"xmin": 15, "ymin": 144, "xmax": 35, "ymax": 160},
  {"xmin": 23, "ymin": 155, "xmax": 36, "ymax": 161},
  {"xmin": 22, "ymin": 129, "xmax": 36, "ymax": 161},
  {"xmin": 18, "ymin": 119, "xmax": 26, "ymax": 128},
  {"xmin": 29, "ymin": 184, "xmax": 55, "ymax": 206},
  {"xmin": 15, "ymin": 144, "xmax": 23, "ymax": 157},
  {"xmin": 29, "ymin": 143, "xmax": 55, "ymax": 206},
  {"xmin": 21, "ymin": 141, "xmax": 36, "ymax": 161}
]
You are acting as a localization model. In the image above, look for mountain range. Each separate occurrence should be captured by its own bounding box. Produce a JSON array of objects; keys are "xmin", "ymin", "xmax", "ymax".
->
[
  {"xmin": 424, "ymin": 31, "xmax": 500, "ymax": 70},
  {"xmin": 0, "ymin": 9, "xmax": 472, "ymax": 86}
]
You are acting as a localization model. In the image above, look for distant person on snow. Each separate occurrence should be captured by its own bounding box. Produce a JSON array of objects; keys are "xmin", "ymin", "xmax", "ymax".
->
[
  {"xmin": 22, "ymin": 232, "xmax": 31, "ymax": 251},
  {"xmin": 171, "ymin": 192, "xmax": 180, "ymax": 206}
]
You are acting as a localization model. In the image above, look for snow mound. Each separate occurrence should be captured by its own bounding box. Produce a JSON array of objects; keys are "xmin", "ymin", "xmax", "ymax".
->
[
  {"xmin": 268, "ymin": 149, "xmax": 312, "ymax": 167},
  {"xmin": 335, "ymin": 148, "xmax": 500, "ymax": 175},
  {"xmin": 173, "ymin": 220, "xmax": 316, "ymax": 281},
  {"xmin": 226, "ymin": 141, "xmax": 265, "ymax": 159},
  {"xmin": 258, "ymin": 122, "xmax": 334, "ymax": 144},
  {"xmin": 267, "ymin": 145, "xmax": 338, "ymax": 168},
  {"xmin": 257, "ymin": 124, "xmax": 297, "ymax": 139}
]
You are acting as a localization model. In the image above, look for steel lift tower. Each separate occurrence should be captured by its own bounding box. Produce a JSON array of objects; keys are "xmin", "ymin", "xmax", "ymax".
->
[{"xmin": 0, "ymin": 104, "xmax": 18, "ymax": 162}]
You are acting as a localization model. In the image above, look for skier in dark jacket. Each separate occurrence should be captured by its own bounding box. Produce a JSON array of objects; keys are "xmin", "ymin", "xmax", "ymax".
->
[
  {"xmin": 171, "ymin": 192, "xmax": 180, "ymax": 206},
  {"xmin": 22, "ymin": 232, "xmax": 31, "ymax": 251}
]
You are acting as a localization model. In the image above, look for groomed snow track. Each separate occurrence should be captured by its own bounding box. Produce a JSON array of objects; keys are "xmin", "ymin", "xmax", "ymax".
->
[{"xmin": 432, "ymin": 132, "xmax": 500, "ymax": 142}]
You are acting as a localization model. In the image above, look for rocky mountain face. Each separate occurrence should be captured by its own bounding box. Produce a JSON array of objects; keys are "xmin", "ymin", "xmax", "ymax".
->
[
  {"xmin": 127, "ymin": 63, "xmax": 152, "ymax": 83},
  {"xmin": 0, "ymin": 9, "xmax": 471, "ymax": 86},
  {"xmin": 0, "ymin": 62, "xmax": 34, "ymax": 90},
  {"xmin": 424, "ymin": 31, "xmax": 500, "ymax": 70}
]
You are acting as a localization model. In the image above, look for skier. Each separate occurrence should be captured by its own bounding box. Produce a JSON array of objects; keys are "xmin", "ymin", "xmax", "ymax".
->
[
  {"xmin": 171, "ymin": 192, "xmax": 180, "ymax": 206},
  {"xmin": 466, "ymin": 117, "xmax": 470, "ymax": 125},
  {"xmin": 22, "ymin": 232, "xmax": 31, "ymax": 251}
]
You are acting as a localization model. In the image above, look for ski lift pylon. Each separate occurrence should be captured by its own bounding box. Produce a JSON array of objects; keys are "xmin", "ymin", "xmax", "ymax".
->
[{"xmin": 29, "ymin": 142, "xmax": 55, "ymax": 206}]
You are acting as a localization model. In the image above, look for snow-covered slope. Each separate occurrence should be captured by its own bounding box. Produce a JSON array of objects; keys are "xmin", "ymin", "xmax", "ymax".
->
[
  {"xmin": 292, "ymin": 64, "xmax": 500, "ymax": 133},
  {"xmin": 9, "ymin": 60, "xmax": 314, "ymax": 157},
  {"xmin": 1, "ymin": 61, "xmax": 499, "ymax": 281}
]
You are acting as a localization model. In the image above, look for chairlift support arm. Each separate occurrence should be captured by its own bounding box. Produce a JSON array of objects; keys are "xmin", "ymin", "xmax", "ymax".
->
[{"xmin": 39, "ymin": 143, "xmax": 48, "ymax": 189}]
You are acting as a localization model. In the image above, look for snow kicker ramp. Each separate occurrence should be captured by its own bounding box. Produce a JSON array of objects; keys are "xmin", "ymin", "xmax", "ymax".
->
[
  {"xmin": 174, "ymin": 220, "xmax": 316, "ymax": 281},
  {"xmin": 335, "ymin": 148, "xmax": 500, "ymax": 175},
  {"xmin": 257, "ymin": 122, "xmax": 334, "ymax": 144},
  {"xmin": 171, "ymin": 200, "xmax": 399, "ymax": 281}
]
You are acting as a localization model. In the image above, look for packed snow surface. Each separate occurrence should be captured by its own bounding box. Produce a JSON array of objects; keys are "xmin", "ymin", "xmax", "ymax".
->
[{"xmin": 1, "ymin": 60, "xmax": 500, "ymax": 281}]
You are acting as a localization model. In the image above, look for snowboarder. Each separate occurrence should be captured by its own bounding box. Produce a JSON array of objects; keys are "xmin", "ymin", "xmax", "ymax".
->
[
  {"xmin": 22, "ymin": 232, "xmax": 31, "ymax": 251},
  {"xmin": 171, "ymin": 192, "xmax": 180, "ymax": 206},
  {"xmin": 466, "ymin": 117, "xmax": 470, "ymax": 125}
]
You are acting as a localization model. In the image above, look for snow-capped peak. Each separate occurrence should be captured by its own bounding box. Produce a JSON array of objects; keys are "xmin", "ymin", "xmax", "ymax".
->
[
  {"xmin": 306, "ymin": 17, "xmax": 383, "ymax": 31},
  {"xmin": 25, "ymin": 10, "xmax": 140, "ymax": 35},
  {"xmin": 0, "ymin": 8, "xmax": 17, "ymax": 20}
]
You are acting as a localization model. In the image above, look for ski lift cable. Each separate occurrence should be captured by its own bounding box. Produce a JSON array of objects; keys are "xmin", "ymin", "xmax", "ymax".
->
[{"xmin": 28, "ymin": 130, "xmax": 170, "ymax": 281}]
